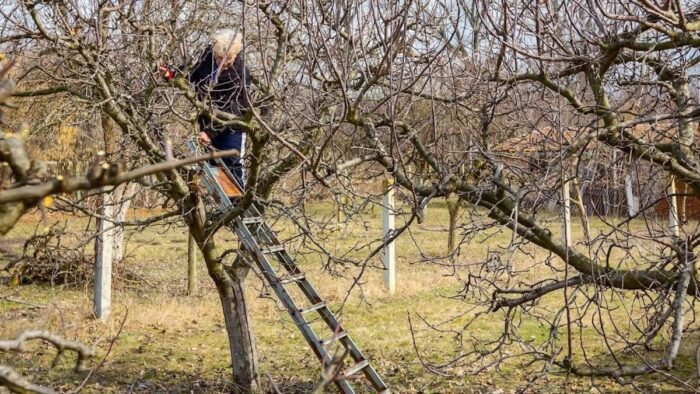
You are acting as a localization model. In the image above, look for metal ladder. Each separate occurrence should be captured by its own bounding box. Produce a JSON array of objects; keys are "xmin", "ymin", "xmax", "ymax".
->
[{"xmin": 188, "ymin": 141, "xmax": 390, "ymax": 393}]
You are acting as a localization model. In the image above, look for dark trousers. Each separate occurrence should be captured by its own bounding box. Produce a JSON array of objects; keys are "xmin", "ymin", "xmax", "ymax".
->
[{"xmin": 211, "ymin": 131, "xmax": 246, "ymax": 185}]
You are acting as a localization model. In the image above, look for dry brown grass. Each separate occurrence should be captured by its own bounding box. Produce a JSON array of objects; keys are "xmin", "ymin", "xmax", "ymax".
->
[{"xmin": 0, "ymin": 202, "xmax": 697, "ymax": 393}]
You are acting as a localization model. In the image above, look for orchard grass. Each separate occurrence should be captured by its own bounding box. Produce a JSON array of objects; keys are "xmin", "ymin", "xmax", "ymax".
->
[{"xmin": 0, "ymin": 201, "xmax": 696, "ymax": 393}]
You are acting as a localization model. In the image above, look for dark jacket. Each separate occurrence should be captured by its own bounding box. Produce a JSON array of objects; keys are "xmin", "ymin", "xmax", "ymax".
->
[{"xmin": 187, "ymin": 46, "xmax": 251, "ymax": 138}]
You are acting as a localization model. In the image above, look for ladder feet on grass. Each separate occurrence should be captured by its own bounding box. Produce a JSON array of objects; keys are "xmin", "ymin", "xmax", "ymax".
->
[{"xmin": 188, "ymin": 140, "xmax": 389, "ymax": 393}]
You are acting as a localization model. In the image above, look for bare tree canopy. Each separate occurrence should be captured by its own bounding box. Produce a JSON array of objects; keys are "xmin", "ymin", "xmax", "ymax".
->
[{"xmin": 3, "ymin": 0, "xmax": 700, "ymax": 392}]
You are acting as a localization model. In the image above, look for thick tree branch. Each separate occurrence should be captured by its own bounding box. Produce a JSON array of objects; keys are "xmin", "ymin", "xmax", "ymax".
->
[
  {"xmin": 0, "ymin": 330, "xmax": 95, "ymax": 394},
  {"xmin": 0, "ymin": 149, "xmax": 239, "ymax": 205},
  {"xmin": 0, "ymin": 366, "xmax": 55, "ymax": 394}
]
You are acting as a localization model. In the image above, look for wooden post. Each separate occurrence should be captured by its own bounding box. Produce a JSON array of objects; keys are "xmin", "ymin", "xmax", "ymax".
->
[
  {"xmin": 669, "ymin": 175, "xmax": 681, "ymax": 237},
  {"xmin": 382, "ymin": 179, "xmax": 396, "ymax": 294},
  {"xmin": 94, "ymin": 189, "xmax": 114, "ymax": 320},
  {"xmin": 187, "ymin": 233, "xmax": 197, "ymax": 296},
  {"xmin": 562, "ymin": 178, "xmax": 572, "ymax": 247}
]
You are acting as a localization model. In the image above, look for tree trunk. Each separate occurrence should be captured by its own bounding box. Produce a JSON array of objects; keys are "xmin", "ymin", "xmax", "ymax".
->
[
  {"xmin": 111, "ymin": 183, "xmax": 135, "ymax": 263},
  {"xmin": 93, "ymin": 112, "xmax": 120, "ymax": 321},
  {"xmin": 678, "ymin": 180, "xmax": 687, "ymax": 222},
  {"xmin": 193, "ymin": 221, "xmax": 259, "ymax": 393},
  {"xmin": 416, "ymin": 160, "xmax": 428, "ymax": 218},
  {"xmin": 218, "ymin": 265, "xmax": 258, "ymax": 393},
  {"xmin": 94, "ymin": 190, "xmax": 115, "ymax": 320},
  {"xmin": 187, "ymin": 233, "xmax": 197, "ymax": 296},
  {"xmin": 446, "ymin": 195, "xmax": 461, "ymax": 254},
  {"xmin": 624, "ymin": 172, "xmax": 639, "ymax": 218},
  {"xmin": 571, "ymin": 177, "xmax": 591, "ymax": 242}
]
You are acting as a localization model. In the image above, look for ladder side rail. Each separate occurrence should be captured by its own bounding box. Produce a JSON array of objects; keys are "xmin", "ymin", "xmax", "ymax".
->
[
  {"xmin": 311, "ymin": 304, "xmax": 387, "ymax": 390},
  {"xmin": 262, "ymin": 247, "xmax": 327, "ymax": 307},
  {"xmin": 314, "ymin": 307, "xmax": 389, "ymax": 391},
  {"xmin": 233, "ymin": 219, "xmax": 329, "ymax": 361},
  {"xmin": 254, "ymin": 223, "xmax": 311, "ymax": 274},
  {"xmin": 258, "ymin": 235, "xmax": 335, "ymax": 311},
  {"xmin": 234, "ymin": 219, "xmax": 364, "ymax": 394},
  {"xmin": 336, "ymin": 336, "xmax": 389, "ymax": 391},
  {"xmin": 235, "ymin": 221, "xmax": 359, "ymax": 394},
  {"xmin": 250, "ymin": 221, "xmax": 372, "ymax": 355},
  {"xmin": 247, "ymin": 221, "xmax": 308, "ymax": 279},
  {"xmin": 250, "ymin": 222, "xmax": 389, "ymax": 391},
  {"xmin": 235, "ymin": 219, "xmax": 362, "ymax": 393}
]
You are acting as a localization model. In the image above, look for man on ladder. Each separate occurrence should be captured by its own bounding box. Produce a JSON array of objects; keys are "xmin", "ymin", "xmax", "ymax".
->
[
  {"xmin": 161, "ymin": 29, "xmax": 249, "ymax": 197},
  {"xmin": 161, "ymin": 28, "xmax": 390, "ymax": 394}
]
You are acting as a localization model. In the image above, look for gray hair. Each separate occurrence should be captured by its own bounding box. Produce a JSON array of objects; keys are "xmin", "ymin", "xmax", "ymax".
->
[{"xmin": 210, "ymin": 29, "xmax": 242, "ymax": 63}]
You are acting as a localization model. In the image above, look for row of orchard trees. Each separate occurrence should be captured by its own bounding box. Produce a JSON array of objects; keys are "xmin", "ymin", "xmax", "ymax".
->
[{"xmin": 2, "ymin": 0, "xmax": 700, "ymax": 392}]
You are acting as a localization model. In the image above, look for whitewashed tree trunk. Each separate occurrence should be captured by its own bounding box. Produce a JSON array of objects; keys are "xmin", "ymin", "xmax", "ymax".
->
[
  {"xmin": 669, "ymin": 175, "xmax": 681, "ymax": 237},
  {"xmin": 624, "ymin": 173, "xmax": 639, "ymax": 217},
  {"xmin": 111, "ymin": 183, "xmax": 136, "ymax": 263},
  {"xmin": 571, "ymin": 178, "xmax": 591, "ymax": 242},
  {"xmin": 562, "ymin": 179, "xmax": 572, "ymax": 248},
  {"xmin": 94, "ymin": 189, "xmax": 115, "ymax": 320},
  {"xmin": 94, "ymin": 112, "xmax": 120, "ymax": 321},
  {"xmin": 383, "ymin": 179, "xmax": 396, "ymax": 294}
]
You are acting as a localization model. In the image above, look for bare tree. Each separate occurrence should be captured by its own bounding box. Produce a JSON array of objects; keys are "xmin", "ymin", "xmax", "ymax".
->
[
  {"xmin": 0, "ymin": 50, "xmax": 236, "ymax": 393},
  {"xmin": 238, "ymin": 0, "xmax": 700, "ymax": 390},
  {"xmin": 359, "ymin": 1, "xmax": 700, "ymax": 390}
]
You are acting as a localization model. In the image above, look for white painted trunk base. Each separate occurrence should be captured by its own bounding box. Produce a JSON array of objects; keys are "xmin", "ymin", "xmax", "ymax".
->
[{"xmin": 383, "ymin": 179, "xmax": 396, "ymax": 294}]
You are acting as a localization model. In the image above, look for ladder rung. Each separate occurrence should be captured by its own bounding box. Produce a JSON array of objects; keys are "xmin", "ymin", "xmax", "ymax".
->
[
  {"xmin": 339, "ymin": 360, "xmax": 369, "ymax": 379},
  {"xmin": 262, "ymin": 244, "xmax": 285, "ymax": 254},
  {"xmin": 242, "ymin": 216, "xmax": 263, "ymax": 225},
  {"xmin": 278, "ymin": 273, "xmax": 305, "ymax": 285},
  {"xmin": 321, "ymin": 330, "xmax": 348, "ymax": 346},
  {"xmin": 299, "ymin": 301, "xmax": 326, "ymax": 315}
]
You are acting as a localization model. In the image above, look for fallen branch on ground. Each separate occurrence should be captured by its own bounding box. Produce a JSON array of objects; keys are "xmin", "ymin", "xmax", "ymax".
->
[{"xmin": 0, "ymin": 330, "xmax": 95, "ymax": 394}]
